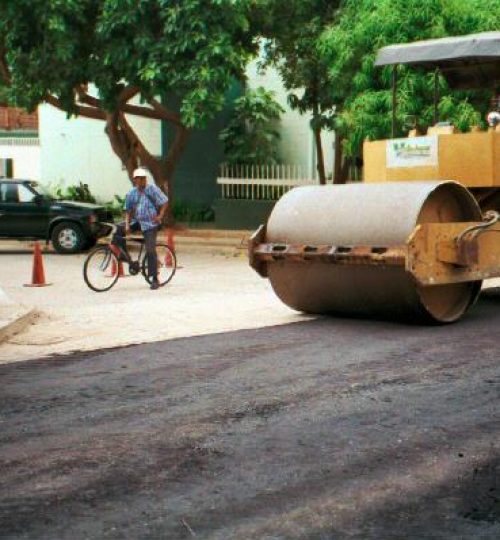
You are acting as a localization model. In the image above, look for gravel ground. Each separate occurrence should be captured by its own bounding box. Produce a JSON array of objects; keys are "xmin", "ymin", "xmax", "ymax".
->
[{"xmin": 0, "ymin": 248, "xmax": 307, "ymax": 363}]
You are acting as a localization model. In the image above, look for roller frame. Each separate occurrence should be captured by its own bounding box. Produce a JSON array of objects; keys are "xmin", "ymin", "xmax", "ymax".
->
[{"xmin": 249, "ymin": 219, "xmax": 500, "ymax": 287}]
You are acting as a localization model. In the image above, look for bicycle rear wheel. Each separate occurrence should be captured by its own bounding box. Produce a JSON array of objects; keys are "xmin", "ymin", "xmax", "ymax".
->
[
  {"xmin": 83, "ymin": 246, "xmax": 120, "ymax": 292},
  {"xmin": 142, "ymin": 242, "xmax": 177, "ymax": 287}
]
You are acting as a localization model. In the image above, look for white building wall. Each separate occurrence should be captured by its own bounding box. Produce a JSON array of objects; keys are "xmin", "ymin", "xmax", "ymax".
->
[
  {"xmin": 0, "ymin": 138, "xmax": 41, "ymax": 180},
  {"xmin": 39, "ymin": 103, "xmax": 161, "ymax": 203},
  {"xmin": 245, "ymin": 59, "xmax": 336, "ymax": 181}
]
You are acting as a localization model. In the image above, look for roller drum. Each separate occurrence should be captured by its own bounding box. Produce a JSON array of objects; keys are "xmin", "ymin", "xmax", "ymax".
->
[{"xmin": 266, "ymin": 181, "xmax": 482, "ymax": 323}]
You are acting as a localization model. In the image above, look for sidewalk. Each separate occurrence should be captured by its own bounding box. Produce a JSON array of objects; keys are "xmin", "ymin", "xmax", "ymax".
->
[
  {"xmin": 0, "ymin": 237, "xmax": 309, "ymax": 364},
  {"xmin": 0, "ymin": 287, "xmax": 38, "ymax": 344},
  {"xmin": 0, "ymin": 227, "xmax": 253, "ymax": 255}
]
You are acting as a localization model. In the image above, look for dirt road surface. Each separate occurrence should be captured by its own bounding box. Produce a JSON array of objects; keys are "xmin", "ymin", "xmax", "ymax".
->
[
  {"xmin": 0, "ymin": 250, "xmax": 304, "ymax": 363},
  {"xmin": 1, "ymin": 291, "xmax": 500, "ymax": 539}
]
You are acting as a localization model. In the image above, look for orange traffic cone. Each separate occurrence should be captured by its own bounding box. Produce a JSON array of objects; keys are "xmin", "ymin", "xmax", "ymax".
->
[
  {"xmin": 109, "ymin": 245, "xmax": 125, "ymax": 277},
  {"xmin": 165, "ymin": 228, "xmax": 175, "ymax": 267},
  {"xmin": 110, "ymin": 258, "xmax": 125, "ymax": 277},
  {"xmin": 24, "ymin": 241, "xmax": 51, "ymax": 287}
]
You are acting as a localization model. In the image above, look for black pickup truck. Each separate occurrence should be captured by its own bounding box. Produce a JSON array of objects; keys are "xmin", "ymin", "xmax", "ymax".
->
[{"xmin": 0, "ymin": 179, "xmax": 113, "ymax": 254}]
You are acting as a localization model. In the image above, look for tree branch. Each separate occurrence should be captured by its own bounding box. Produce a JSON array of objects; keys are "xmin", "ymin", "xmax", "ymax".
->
[
  {"xmin": 105, "ymin": 112, "xmax": 137, "ymax": 179},
  {"xmin": 75, "ymin": 85, "xmax": 101, "ymax": 108},
  {"xmin": 148, "ymin": 97, "xmax": 183, "ymax": 126},
  {"xmin": 121, "ymin": 103, "xmax": 166, "ymax": 120},
  {"xmin": 76, "ymin": 84, "xmax": 139, "ymax": 108},
  {"xmin": 74, "ymin": 85, "xmax": 165, "ymax": 121},
  {"xmin": 118, "ymin": 111, "xmax": 156, "ymax": 166},
  {"xmin": 118, "ymin": 85, "xmax": 140, "ymax": 105},
  {"xmin": 65, "ymin": 84, "xmax": 183, "ymax": 125},
  {"xmin": 45, "ymin": 94, "xmax": 106, "ymax": 120}
]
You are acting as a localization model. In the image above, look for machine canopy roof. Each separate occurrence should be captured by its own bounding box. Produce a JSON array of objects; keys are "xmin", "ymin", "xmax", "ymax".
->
[{"xmin": 375, "ymin": 32, "xmax": 500, "ymax": 89}]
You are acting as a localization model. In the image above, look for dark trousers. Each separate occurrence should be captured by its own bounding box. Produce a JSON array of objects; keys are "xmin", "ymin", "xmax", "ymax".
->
[{"xmin": 112, "ymin": 221, "xmax": 159, "ymax": 279}]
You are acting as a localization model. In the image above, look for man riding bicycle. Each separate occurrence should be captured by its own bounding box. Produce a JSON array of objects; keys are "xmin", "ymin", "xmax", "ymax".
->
[{"xmin": 113, "ymin": 167, "xmax": 168, "ymax": 290}]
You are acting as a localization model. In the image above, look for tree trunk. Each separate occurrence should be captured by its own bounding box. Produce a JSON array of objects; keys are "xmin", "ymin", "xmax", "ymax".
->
[
  {"xmin": 105, "ymin": 112, "xmax": 138, "ymax": 182},
  {"xmin": 333, "ymin": 134, "xmax": 347, "ymax": 185},
  {"xmin": 312, "ymin": 107, "xmax": 326, "ymax": 185},
  {"xmin": 339, "ymin": 156, "xmax": 351, "ymax": 184},
  {"xmin": 313, "ymin": 126, "xmax": 326, "ymax": 185}
]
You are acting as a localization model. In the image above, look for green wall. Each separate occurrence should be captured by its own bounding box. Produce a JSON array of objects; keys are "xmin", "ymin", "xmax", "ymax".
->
[
  {"xmin": 214, "ymin": 199, "xmax": 275, "ymax": 230},
  {"xmin": 162, "ymin": 83, "xmax": 242, "ymax": 208}
]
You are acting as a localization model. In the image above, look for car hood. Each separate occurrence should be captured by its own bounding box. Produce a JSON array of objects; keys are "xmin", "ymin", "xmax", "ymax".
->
[{"xmin": 53, "ymin": 200, "xmax": 105, "ymax": 211}]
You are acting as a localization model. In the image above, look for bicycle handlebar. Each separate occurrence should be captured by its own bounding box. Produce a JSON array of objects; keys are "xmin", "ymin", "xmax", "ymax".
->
[{"xmin": 103, "ymin": 222, "xmax": 117, "ymax": 236}]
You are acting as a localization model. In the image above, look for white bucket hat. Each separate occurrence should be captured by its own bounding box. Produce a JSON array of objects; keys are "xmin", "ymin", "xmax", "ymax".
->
[{"xmin": 133, "ymin": 167, "xmax": 148, "ymax": 178}]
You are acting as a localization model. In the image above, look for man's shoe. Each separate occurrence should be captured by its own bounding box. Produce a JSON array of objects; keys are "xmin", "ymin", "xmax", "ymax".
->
[{"xmin": 150, "ymin": 280, "xmax": 160, "ymax": 290}]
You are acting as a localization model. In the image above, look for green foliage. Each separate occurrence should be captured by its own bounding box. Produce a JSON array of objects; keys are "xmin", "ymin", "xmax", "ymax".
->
[
  {"xmin": 103, "ymin": 194, "xmax": 126, "ymax": 218},
  {"xmin": 320, "ymin": 0, "xmax": 500, "ymax": 158},
  {"xmin": 45, "ymin": 182, "xmax": 127, "ymax": 215},
  {"xmin": 219, "ymin": 87, "xmax": 284, "ymax": 165},
  {"xmin": 0, "ymin": 85, "xmax": 10, "ymax": 106},
  {"xmin": 253, "ymin": 0, "xmax": 342, "ymax": 182},
  {"xmin": 1, "ymin": 0, "xmax": 258, "ymax": 128},
  {"xmin": 54, "ymin": 182, "xmax": 97, "ymax": 204},
  {"xmin": 172, "ymin": 200, "xmax": 214, "ymax": 224},
  {"xmin": 257, "ymin": 0, "xmax": 340, "ymax": 125}
]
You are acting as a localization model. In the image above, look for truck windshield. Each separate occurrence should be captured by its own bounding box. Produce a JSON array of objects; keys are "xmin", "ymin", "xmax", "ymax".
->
[{"xmin": 29, "ymin": 182, "xmax": 53, "ymax": 200}]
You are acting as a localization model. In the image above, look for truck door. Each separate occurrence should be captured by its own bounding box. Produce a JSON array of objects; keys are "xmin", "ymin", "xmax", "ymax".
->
[{"xmin": 0, "ymin": 183, "xmax": 50, "ymax": 237}]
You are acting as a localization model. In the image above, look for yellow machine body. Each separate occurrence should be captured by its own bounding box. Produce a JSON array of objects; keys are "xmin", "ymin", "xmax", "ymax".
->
[
  {"xmin": 249, "ymin": 177, "xmax": 500, "ymax": 323},
  {"xmin": 364, "ymin": 130, "xmax": 500, "ymax": 188},
  {"xmin": 249, "ymin": 181, "xmax": 500, "ymax": 323}
]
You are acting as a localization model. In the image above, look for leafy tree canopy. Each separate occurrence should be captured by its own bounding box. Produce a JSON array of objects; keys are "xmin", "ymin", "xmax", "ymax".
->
[
  {"xmin": 219, "ymin": 86, "xmax": 284, "ymax": 165},
  {"xmin": 320, "ymin": 0, "xmax": 500, "ymax": 159},
  {"xmin": 257, "ymin": 0, "xmax": 340, "ymax": 121},
  {"xmin": 0, "ymin": 0, "xmax": 259, "ymax": 196}
]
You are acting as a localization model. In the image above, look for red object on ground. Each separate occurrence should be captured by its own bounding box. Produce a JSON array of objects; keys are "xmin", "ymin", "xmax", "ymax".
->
[
  {"xmin": 24, "ymin": 241, "xmax": 51, "ymax": 287},
  {"xmin": 110, "ymin": 245, "xmax": 125, "ymax": 277},
  {"xmin": 165, "ymin": 228, "xmax": 175, "ymax": 267},
  {"xmin": 110, "ymin": 258, "xmax": 125, "ymax": 277}
]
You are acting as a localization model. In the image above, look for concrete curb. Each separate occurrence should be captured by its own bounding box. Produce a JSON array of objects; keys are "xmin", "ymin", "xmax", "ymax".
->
[
  {"xmin": 0, "ymin": 307, "xmax": 38, "ymax": 345},
  {"xmin": 0, "ymin": 230, "xmax": 253, "ymax": 254}
]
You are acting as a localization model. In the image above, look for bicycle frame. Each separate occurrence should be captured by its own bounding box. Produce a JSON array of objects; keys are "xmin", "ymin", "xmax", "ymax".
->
[
  {"xmin": 105, "ymin": 222, "xmax": 148, "ymax": 266},
  {"xmin": 110, "ymin": 238, "xmax": 146, "ymax": 266}
]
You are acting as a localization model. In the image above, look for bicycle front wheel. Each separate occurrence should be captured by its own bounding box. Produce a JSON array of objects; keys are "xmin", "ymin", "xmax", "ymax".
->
[
  {"xmin": 142, "ymin": 242, "xmax": 177, "ymax": 287},
  {"xmin": 83, "ymin": 246, "xmax": 120, "ymax": 292}
]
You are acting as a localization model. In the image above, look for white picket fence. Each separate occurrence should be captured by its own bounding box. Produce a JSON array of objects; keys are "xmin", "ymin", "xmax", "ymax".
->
[
  {"xmin": 0, "ymin": 136, "xmax": 40, "ymax": 146},
  {"xmin": 217, "ymin": 164, "xmax": 317, "ymax": 201}
]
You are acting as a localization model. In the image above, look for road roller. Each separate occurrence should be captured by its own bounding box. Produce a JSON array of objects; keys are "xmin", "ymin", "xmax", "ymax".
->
[{"xmin": 249, "ymin": 32, "xmax": 500, "ymax": 323}]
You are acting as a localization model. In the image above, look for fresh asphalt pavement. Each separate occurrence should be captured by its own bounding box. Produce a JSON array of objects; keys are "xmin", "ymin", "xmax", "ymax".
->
[{"xmin": 1, "ymin": 288, "xmax": 500, "ymax": 539}]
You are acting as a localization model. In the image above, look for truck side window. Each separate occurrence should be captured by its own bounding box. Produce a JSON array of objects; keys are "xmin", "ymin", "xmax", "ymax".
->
[
  {"xmin": 0, "ymin": 183, "xmax": 19, "ymax": 203},
  {"xmin": 18, "ymin": 184, "xmax": 36, "ymax": 203}
]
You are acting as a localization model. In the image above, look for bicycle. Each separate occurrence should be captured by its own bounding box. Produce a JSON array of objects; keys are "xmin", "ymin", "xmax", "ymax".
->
[{"xmin": 83, "ymin": 224, "xmax": 176, "ymax": 292}]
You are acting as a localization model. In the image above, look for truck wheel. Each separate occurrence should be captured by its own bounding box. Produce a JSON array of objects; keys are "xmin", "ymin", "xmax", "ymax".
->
[{"xmin": 51, "ymin": 222, "xmax": 85, "ymax": 254}]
